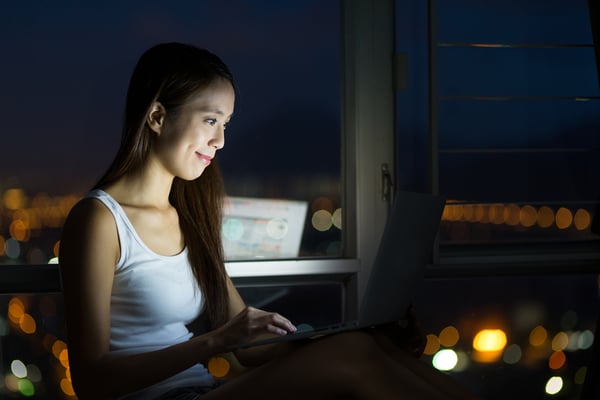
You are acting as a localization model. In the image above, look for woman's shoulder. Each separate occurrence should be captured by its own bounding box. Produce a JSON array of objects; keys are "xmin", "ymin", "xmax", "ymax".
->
[
  {"xmin": 60, "ymin": 194, "xmax": 121, "ymax": 266},
  {"xmin": 63, "ymin": 195, "xmax": 118, "ymax": 238}
]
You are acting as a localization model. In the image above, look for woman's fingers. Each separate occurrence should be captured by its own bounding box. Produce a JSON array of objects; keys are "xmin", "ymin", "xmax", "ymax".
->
[
  {"xmin": 265, "ymin": 324, "xmax": 289, "ymax": 336},
  {"xmin": 269, "ymin": 312, "xmax": 297, "ymax": 334},
  {"xmin": 259, "ymin": 311, "xmax": 297, "ymax": 335},
  {"xmin": 246, "ymin": 307, "xmax": 297, "ymax": 335}
]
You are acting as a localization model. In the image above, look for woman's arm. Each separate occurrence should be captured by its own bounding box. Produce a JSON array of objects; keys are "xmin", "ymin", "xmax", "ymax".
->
[
  {"xmin": 60, "ymin": 199, "xmax": 297, "ymax": 398},
  {"xmin": 225, "ymin": 279, "xmax": 298, "ymax": 367},
  {"xmin": 60, "ymin": 199, "xmax": 225, "ymax": 399}
]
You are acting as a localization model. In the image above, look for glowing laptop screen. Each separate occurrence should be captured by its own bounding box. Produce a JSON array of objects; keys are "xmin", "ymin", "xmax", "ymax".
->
[{"xmin": 222, "ymin": 196, "xmax": 308, "ymax": 260}]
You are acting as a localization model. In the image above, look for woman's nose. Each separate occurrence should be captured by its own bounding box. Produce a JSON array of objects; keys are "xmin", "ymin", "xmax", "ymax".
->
[{"xmin": 209, "ymin": 125, "xmax": 225, "ymax": 149}]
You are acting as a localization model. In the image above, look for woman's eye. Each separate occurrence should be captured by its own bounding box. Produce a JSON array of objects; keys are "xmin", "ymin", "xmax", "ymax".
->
[{"xmin": 206, "ymin": 118, "xmax": 217, "ymax": 126}]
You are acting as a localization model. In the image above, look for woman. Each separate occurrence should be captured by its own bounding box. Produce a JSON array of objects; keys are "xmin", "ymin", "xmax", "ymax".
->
[{"xmin": 60, "ymin": 42, "xmax": 479, "ymax": 400}]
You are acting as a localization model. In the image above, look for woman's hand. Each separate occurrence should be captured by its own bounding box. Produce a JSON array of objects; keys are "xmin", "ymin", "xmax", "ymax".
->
[{"xmin": 214, "ymin": 306, "xmax": 297, "ymax": 349}]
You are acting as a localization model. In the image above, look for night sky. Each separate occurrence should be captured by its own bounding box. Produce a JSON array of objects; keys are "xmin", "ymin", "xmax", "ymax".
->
[
  {"xmin": 0, "ymin": 1, "xmax": 340, "ymax": 196},
  {"xmin": 1, "ymin": 0, "xmax": 599, "ymax": 206}
]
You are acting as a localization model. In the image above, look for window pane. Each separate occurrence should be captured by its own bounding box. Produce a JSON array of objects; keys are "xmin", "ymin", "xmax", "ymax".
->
[
  {"xmin": 439, "ymin": 152, "xmax": 599, "ymax": 202},
  {"xmin": 395, "ymin": 0, "xmax": 431, "ymax": 193},
  {"xmin": 0, "ymin": 1, "xmax": 341, "ymax": 265},
  {"xmin": 439, "ymin": 99, "xmax": 600, "ymax": 149},
  {"xmin": 237, "ymin": 283, "xmax": 343, "ymax": 328},
  {"xmin": 438, "ymin": 47, "xmax": 599, "ymax": 97},
  {"xmin": 437, "ymin": 0, "xmax": 593, "ymax": 44},
  {"xmin": 431, "ymin": 0, "xmax": 600, "ymax": 245}
]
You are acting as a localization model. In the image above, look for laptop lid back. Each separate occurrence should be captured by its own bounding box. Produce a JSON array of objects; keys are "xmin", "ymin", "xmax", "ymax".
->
[{"xmin": 358, "ymin": 190, "xmax": 446, "ymax": 327}]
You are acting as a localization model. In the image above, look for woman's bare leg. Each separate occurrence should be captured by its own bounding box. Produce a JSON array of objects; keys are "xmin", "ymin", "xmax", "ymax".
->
[
  {"xmin": 369, "ymin": 328, "xmax": 481, "ymax": 400},
  {"xmin": 202, "ymin": 331, "xmax": 465, "ymax": 400}
]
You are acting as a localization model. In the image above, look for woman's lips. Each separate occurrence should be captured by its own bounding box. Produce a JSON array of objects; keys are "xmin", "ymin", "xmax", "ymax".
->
[{"xmin": 196, "ymin": 152, "xmax": 213, "ymax": 165}]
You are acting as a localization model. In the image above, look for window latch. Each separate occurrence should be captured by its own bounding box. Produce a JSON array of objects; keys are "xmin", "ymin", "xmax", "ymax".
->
[{"xmin": 381, "ymin": 163, "xmax": 393, "ymax": 204}]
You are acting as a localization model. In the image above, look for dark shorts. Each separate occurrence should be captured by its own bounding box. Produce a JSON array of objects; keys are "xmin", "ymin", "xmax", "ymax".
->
[{"xmin": 155, "ymin": 381, "xmax": 227, "ymax": 400}]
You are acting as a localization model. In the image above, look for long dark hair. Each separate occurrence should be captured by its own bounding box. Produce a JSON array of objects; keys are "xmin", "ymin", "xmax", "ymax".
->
[{"xmin": 95, "ymin": 42, "xmax": 234, "ymax": 329}]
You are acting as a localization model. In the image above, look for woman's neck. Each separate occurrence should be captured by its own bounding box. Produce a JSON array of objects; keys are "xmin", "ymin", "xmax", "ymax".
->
[{"xmin": 104, "ymin": 168, "xmax": 174, "ymax": 210}]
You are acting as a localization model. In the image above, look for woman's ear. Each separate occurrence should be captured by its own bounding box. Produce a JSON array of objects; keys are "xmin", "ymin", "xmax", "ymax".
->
[{"xmin": 147, "ymin": 102, "xmax": 166, "ymax": 134}]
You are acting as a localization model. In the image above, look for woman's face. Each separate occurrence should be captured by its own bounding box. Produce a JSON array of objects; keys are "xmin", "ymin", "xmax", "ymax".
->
[{"xmin": 153, "ymin": 78, "xmax": 235, "ymax": 181}]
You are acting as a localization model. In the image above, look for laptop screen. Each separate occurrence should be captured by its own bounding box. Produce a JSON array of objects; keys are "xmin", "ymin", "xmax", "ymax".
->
[{"xmin": 222, "ymin": 196, "xmax": 308, "ymax": 260}]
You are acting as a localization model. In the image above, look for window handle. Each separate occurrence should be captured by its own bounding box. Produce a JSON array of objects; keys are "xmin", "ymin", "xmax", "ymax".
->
[{"xmin": 381, "ymin": 163, "xmax": 393, "ymax": 206}]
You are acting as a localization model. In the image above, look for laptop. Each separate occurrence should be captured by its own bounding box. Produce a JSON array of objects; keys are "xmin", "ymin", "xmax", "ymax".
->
[{"xmin": 227, "ymin": 190, "xmax": 446, "ymax": 350}]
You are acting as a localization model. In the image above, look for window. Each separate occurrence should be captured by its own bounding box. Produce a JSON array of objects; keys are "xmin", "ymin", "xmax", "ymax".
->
[
  {"xmin": 395, "ymin": 1, "xmax": 600, "ymax": 398},
  {"xmin": 396, "ymin": 0, "xmax": 599, "ymax": 247},
  {"xmin": 0, "ymin": 1, "xmax": 342, "ymax": 265},
  {"xmin": 0, "ymin": 3, "xmax": 395, "ymax": 397},
  {"xmin": 432, "ymin": 0, "xmax": 600, "ymax": 247}
]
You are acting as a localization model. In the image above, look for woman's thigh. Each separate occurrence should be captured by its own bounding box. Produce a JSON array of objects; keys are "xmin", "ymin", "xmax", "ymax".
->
[
  {"xmin": 200, "ymin": 332, "xmax": 372, "ymax": 400},
  {"xmin": 199, "ymin": 330, "xmax": 455, "ymax": 400}
]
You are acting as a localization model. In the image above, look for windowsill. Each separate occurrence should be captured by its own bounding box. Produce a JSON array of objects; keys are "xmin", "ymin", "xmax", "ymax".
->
[
  {"xmin": 0, "ymin": 259, "xmax": 362, "ymax": 294},
  {"xmin": 226, "ymin": 258, "xmax": 360, "ymax": 278}
]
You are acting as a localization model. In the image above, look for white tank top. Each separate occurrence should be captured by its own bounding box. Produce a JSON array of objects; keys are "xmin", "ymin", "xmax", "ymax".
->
[{"xmin": 86, "ymin": 189, "xmax": 214, "ymax": 399}]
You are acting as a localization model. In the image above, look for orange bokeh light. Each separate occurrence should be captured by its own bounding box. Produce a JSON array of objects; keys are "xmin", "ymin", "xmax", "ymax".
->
[
  {"xmin": 444, "ymin": 205, "xmax": 463, "ymax": 221},
  {"xmin": 473, "ymin": 329, "xmax": 507, "ymax": 352},
  {"xmin": 8, "ymin": 297, "xmax": 25, "ymax": 323},
  {"xmin": 504, "ymin": 204, "xmax": 520, "ymax": 226},
  {"xmin": 574, "ymin": 209, "xmax": 591, "ymax": 231},
  {"xmin": 3, "ymin": 188, "xmax": 26, "ymax": 210},
  {"xmin": 529, "ymin": 325, "xmax": 548, "ymax": 346},
  {"xmin": 423, "ymin": 334, "xmax": 441, "ymax": 355},
  {"xmin": 549, "ymin": 351, "xmax": 566, "ymax": 370},
  {"xmin": 439, "ymin": 326, "xmax": 460, "ymax": 347},
  {"xmin": 19, "ymin": 313, "xmax": 37, "ymax": 334},
  {"xmin": 60, "ymin": 378, "xmax": 76, "ymax": 396},
  {"xmin": 489, "ymin": 204, "xmax": 505, "ymax": 224},
  {"xmin": 9, "ymin": 219, "xmax": 30, "ymax": 242},
  {"xmin": 59, "ymin": 349, "xmax": 70, "ymax": 368},
  {"xmin": 555, "ymin": 207, "xmax": 573, "ymax": 229},
  {"xmin": 475, "ymin": 204, "xmax": 489, "ymax": 223},
  {"xmin": 537, "ymin": 206, "xmax": 555, "ymax": 229},
  {"xmin": 472, "ymin": 349, "xmax": 503, "ymax": 363},
  {"xmin": 52, "ymin": 340, "xmax": 68, "ymax": 359},
  {"xmin": 519, "ymin": 205, "xmax": 537, "ymax": 228},
  {"xmin": 463, "ymin": 205, "xmax": 475, "ymax": 222},
  {"xmin": 208, "ymin": 356, "xmax": 230, "ymax": 378}
]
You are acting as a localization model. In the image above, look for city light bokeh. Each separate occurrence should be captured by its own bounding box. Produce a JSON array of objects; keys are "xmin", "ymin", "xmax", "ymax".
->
[
  {"xmin": 1, "ymin": 189, "xmax": 597, "ymax": 400},
  {"xmin": 1, "ymin": 276, "xmax": 598, "ymax": 399},
  {"xmin": 2, "ymin": 294, "xmax": 75, "ymax": 398},
  {"xmin": 423, "ymin": 318, "xmax": 595, "ymax": 398},
  {"xmin": 1, "ymin": 185, "xmax": 596, "ymax": 265}
]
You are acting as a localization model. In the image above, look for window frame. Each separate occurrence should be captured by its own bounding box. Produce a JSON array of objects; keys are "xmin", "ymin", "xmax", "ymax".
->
[{"xmin": 224, "ymin": 0, "xmax": 397, "ymax": 319}]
